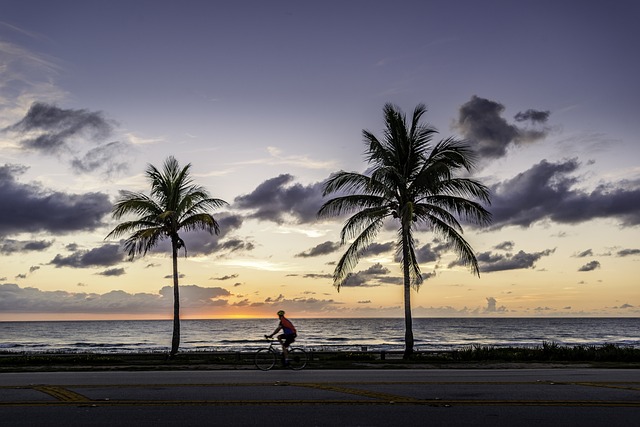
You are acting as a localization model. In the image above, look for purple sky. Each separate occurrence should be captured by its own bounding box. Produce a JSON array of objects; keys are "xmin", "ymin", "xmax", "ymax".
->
[{"xmin": 0, "ymin": 0, "xmax": 638, "ymax": 319}]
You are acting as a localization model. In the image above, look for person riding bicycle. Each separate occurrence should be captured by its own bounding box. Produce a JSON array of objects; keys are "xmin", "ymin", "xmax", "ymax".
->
[{"xmin": 266, "ymin": 310, "xmax": 297, "ymax": 366}]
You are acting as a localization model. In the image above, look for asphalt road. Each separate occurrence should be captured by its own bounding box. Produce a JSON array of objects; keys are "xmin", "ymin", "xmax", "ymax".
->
[{"xmin": 1, "ymin": 369, "xmax": 639, "ymax": 426}]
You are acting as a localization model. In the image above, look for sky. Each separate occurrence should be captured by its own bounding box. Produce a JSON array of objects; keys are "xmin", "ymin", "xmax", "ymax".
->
[{"xmin": 0, "ymin": 0, "xmax": 639, "ymax": 321}]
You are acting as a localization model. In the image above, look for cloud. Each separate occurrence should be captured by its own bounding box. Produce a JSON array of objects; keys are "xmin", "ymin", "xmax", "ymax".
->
[
  {"xmin": 514, "ymin": 109, "xmax": 550, "ymax": 123},
  {"xmin": 494, "ymin": 241, "xmax": 515, "ymax": 251},
  {"xmin": 234, "ymin": 174, "xmax": 325, "ymax": 224},
  {"xmin": 211, "ymin": 274, "xmax": 239, "ymax": 281},
  {"xmin": 463, "ymin": 248, "xmax": 555, "ymax": 273},
  {"xmin": 145, "ymin": 213, "xmax": 249, "ymax": 256},
  {"xmin": 489, "ymin": 159, "xmax": 640, "ymax": 229},
  {"xmin": 617, "ymin": 249, "xmax": 640, "ymax": 257},
  {"xmin": 159, "ymin": 284, "xmax": 230, "ymax": 307},
  {"xmin": 0, "ymin": 283, "xmax": 230, "ymax": 313},
  {"xmin": 248, "ymin": 293, "xmax": 339, "ymax": 316},
  {"xmin": 360, "ymin": 241, "xmax": 395, "ymax": 257},
  {"xmin": 49, "ymin": 244, "xmax": 124, "ymax": 268},
  {"xmin": 485, "ymin": 296, "xmax": 507, "ymax": 313},
  {"xmin": 70, "ymin": 141, "xmax": 129, "ymax": 175},
  {"xmin": 575, "ymin": 249, "xmax": 593, "ymax": 258},
  {"xmin": 415, "ymin": 243, "xmax": 440, "ymax": 264},
  {"xmin": 302, "ymin": 273, "xmax": 333, "ymax": 279},
  {"xmin": 0, "ymin": 237, "xmax": 54, "ymax": 254},
  {"xmin": 578, "ymin": 260, "xmax": 601, "ymax": 272},
  {"xmin": 2, "ymin": 102, "xmax": 133, "ymax": 175},
  {"xmin": 295, "ymin": 241, "xmax": 340, "ymax": 258},
  {"xmin": 454, "ymin": 95, "xmax": 550, "ymax": 159},
  {"xmin": 98, "ymin": 267, "xmax": 126, "ymax": 277},
  {"xmin": 340, "ymin": 262, "xmax": 397, "ymax": 287},
  {"xmin": 0, "ymin": 164, "xmax": 111, "ymax": 237},
  {"xmin": 5, "ymin": 102, "xmax": 113, "ymax": 154}
]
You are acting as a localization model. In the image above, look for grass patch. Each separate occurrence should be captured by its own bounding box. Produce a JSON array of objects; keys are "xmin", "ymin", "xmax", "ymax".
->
[
  {"xmin": 1, "ymin": 343, "xmax": 638, "ymax": 371},
  {"xmin": 447, "ymin": 342, "xmax": 640, "ymax": 363}
]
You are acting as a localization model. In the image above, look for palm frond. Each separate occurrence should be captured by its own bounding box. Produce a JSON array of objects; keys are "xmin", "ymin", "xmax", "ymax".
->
[
  {"xmin": 321, "ymin": 171, "xmax": 374, "ymax": 196},
  {"xmin": 318, "ymin": 194, "xmax": 388, "ymax": 219},
  {"xmin": 334, "ymin": 217, "xmax": 385, "ymax": 289},
  {"xmin": 339, "ymin": 206, "xmax": 390, "ymax": 243},
  {"xmin": 422, "ymin": 195, "xmax": 492, "ymax": 227},
  {"xmin": 429, "ymin": 215, "xmax": 481, "ymax": 276}
]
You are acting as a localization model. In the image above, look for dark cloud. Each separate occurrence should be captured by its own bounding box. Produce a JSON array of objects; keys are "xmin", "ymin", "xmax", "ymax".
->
[
  {"xmin": 49, "ymin": 244, "xmax": 124, "ymax": 268},
  {"xmin": 234, "ymin": 174, "xmax": 324, "ymax": 224},
  {"xmin": 454, "ymin": 95, "xmax": 550, "ymax": 159},
  {"xmin": 575, "ymin": 249, "xmax": 593, "ymax": 258},
  {"xmin": 0, "ymin": 164, "xmax": 111, "ymax": 237},
  {"xmin": 360, "ymin": 241, "xmax": 395, "ymax": 257},
  {"xmin": 71, "ymin": 141, "xmax": 129, "ymax": 175},
  {"xmin": 211, "ymin": 274, "xmax": 239, "ymax": 281},
  {"xmin": 0, "ymin": 283, "xmax": 229, "ymax": 313},
  {"xmin": 302, "ymin": 273, "xmax": 333, "ymax": 279},
  {"xmin": 3, "ymin": 102, "xmax": 133, "ymax": 175},
  {"xmin": 390, "ymin": 241, "xmax": 448, "ymax": 265},
  {"xmin": 341, "ymin": 262, "xmax": 395, "ymax": 287},
  {"xmin": 98, "ymin": 267, "xmax": 126, "ymax": 277},
  {"xmin": 296, "ymin": 241, "xmax": 340, "ymax": 258},
  {"xmin": 5, "ymin": 102, "xmax": 113, "ymax": 154},
  {"xmin": 462, "ymin": 249, "xmax": 555, "ymax": 273},
  {"xmin": 578, "ymin": 260, "xmax": 601, "ymax": 272},
  {"xmin": 147, "ymin": 213, "xmax": 249, "ymax": 256},
  {"xmin": 489, "ymin": 159, "xmax": 640, "ymax": 229},
  {"xmin": 494, "ymin": 241, "xmax": 515, "ymax": 251},
  {"xmin": 221, "ymin": 238, "xmax": 255, "ymax": 253},
  {"xmin": 618, "ymin": 249, "xmax": 640, "ymax": 257},
  {"xmin": 415, "ymin": 243, "xmax": 440, "ymax": 264},
  {"xmin": 0, "ymin": 237, "xmax": 53, "ymax": 254},
  {"xmin": 514, "ymin": 109, "xmax": 550, "ymax": 123}
]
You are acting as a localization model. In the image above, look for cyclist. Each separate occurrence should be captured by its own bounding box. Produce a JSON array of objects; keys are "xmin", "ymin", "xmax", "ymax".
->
[{"xmin": 266, "ymin": 310, "xmax": 297, "ymax": 366}]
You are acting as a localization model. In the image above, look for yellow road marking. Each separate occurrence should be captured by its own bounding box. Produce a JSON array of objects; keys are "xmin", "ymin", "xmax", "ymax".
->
[{"xmin": 32, "ymin": 385, "xmax": 90, "ymax": 402}]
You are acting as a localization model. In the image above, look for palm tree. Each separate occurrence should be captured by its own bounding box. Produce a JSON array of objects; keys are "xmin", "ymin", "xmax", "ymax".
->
[
  {"xmin": 318, "ymin": 103, "xmax": 491, "ymax": 358},
  {"xmin": 106, "ymin": 156, "xmax": 228, "ymax": 357}
]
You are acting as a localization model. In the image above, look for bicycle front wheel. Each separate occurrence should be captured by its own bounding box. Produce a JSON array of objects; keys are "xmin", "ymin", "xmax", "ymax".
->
[
  {"xmin": 255, "ymin": 348, "xmax": 277, "ymax": 371},
  {"xmin": 288, "ymin": 348, "xmax": 308, "ymax": 370}
]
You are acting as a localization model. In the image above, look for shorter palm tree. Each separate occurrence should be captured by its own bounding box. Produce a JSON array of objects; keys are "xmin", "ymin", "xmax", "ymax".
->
[
  {"xmin": 106, "ymin": 156, "xmax": 228, "ymax": 356},
  {"xmin": 319, "ymin": 103, "xmax": 491, "ymax": 358}
]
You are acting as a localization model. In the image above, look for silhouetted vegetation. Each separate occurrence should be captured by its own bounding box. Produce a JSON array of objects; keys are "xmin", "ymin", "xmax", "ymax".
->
[
  {"xmin": 105, "ymin": 156, "xmax": 228, "ymax": 357},
  {"xmin": 2, "ymin": 343, "xmax": 638, "ymax": 372},
  {"xmin": 447, "ymin": 342, "xmax": 640, "ymax": 362},
  {"xmin": 319, "ymin": 104, "xmax": 492, "ymax": 359}
]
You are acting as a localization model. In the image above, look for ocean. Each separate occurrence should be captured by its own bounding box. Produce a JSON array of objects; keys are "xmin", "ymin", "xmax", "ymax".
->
[{"xmin": 1, "ymin": 318, "xmax": 638, "ymax": 354}]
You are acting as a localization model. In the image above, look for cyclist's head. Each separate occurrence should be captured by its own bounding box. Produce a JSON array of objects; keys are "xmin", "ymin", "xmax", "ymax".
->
[{"xmin": 277, "ymin": 310, "xmax": 285, "ymax": 317}]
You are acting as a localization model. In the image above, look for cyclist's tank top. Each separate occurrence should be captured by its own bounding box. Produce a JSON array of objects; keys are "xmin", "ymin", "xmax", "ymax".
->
[{"xmin": 280, "ymin": 317, "xmax": 296, "ymax": 335}]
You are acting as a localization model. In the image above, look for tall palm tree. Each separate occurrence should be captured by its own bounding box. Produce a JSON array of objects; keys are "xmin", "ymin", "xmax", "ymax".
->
[
  {"xmin": 106, "ymin": 156, "xmax": 228, "ymax": 357},
  {"xmin": 318, "ymin": 103, "xmax": 491, "ymax": 358}
]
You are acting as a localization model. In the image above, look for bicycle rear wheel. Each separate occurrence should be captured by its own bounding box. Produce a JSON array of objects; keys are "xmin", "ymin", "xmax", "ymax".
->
[
  {"xmin": 255, "ymin": 348, "xmax": 277, "ymax": 371},
  {"xmin": 287, "ymin": 348, "xmax": 308, "ymax": 370}
]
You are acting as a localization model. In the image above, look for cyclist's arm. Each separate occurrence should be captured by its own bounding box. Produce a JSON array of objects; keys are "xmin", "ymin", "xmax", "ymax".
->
[{"xmin": 267, "ymin": 324, "xmax": 282, "ymax": 338}]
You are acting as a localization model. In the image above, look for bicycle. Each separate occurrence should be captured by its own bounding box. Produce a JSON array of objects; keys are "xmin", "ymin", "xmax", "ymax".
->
[{"xmin": 254, "ymin": 336, "xmax": 308, "ymax": 370}]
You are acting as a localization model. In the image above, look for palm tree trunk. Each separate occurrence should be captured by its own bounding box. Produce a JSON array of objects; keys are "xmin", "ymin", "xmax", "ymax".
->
[
  {"xmin": 169, "ymin": 238, "xmax": 181, "ymax": 357},
  {"xmin": 402, "ymin": 225, "xmax": 414, "ymax": 359}
]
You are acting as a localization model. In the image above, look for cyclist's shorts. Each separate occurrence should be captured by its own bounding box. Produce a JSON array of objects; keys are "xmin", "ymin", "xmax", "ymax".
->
[{"xmin": 279, "ymin": 333, "xmax": 296, "ymax": 347}]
